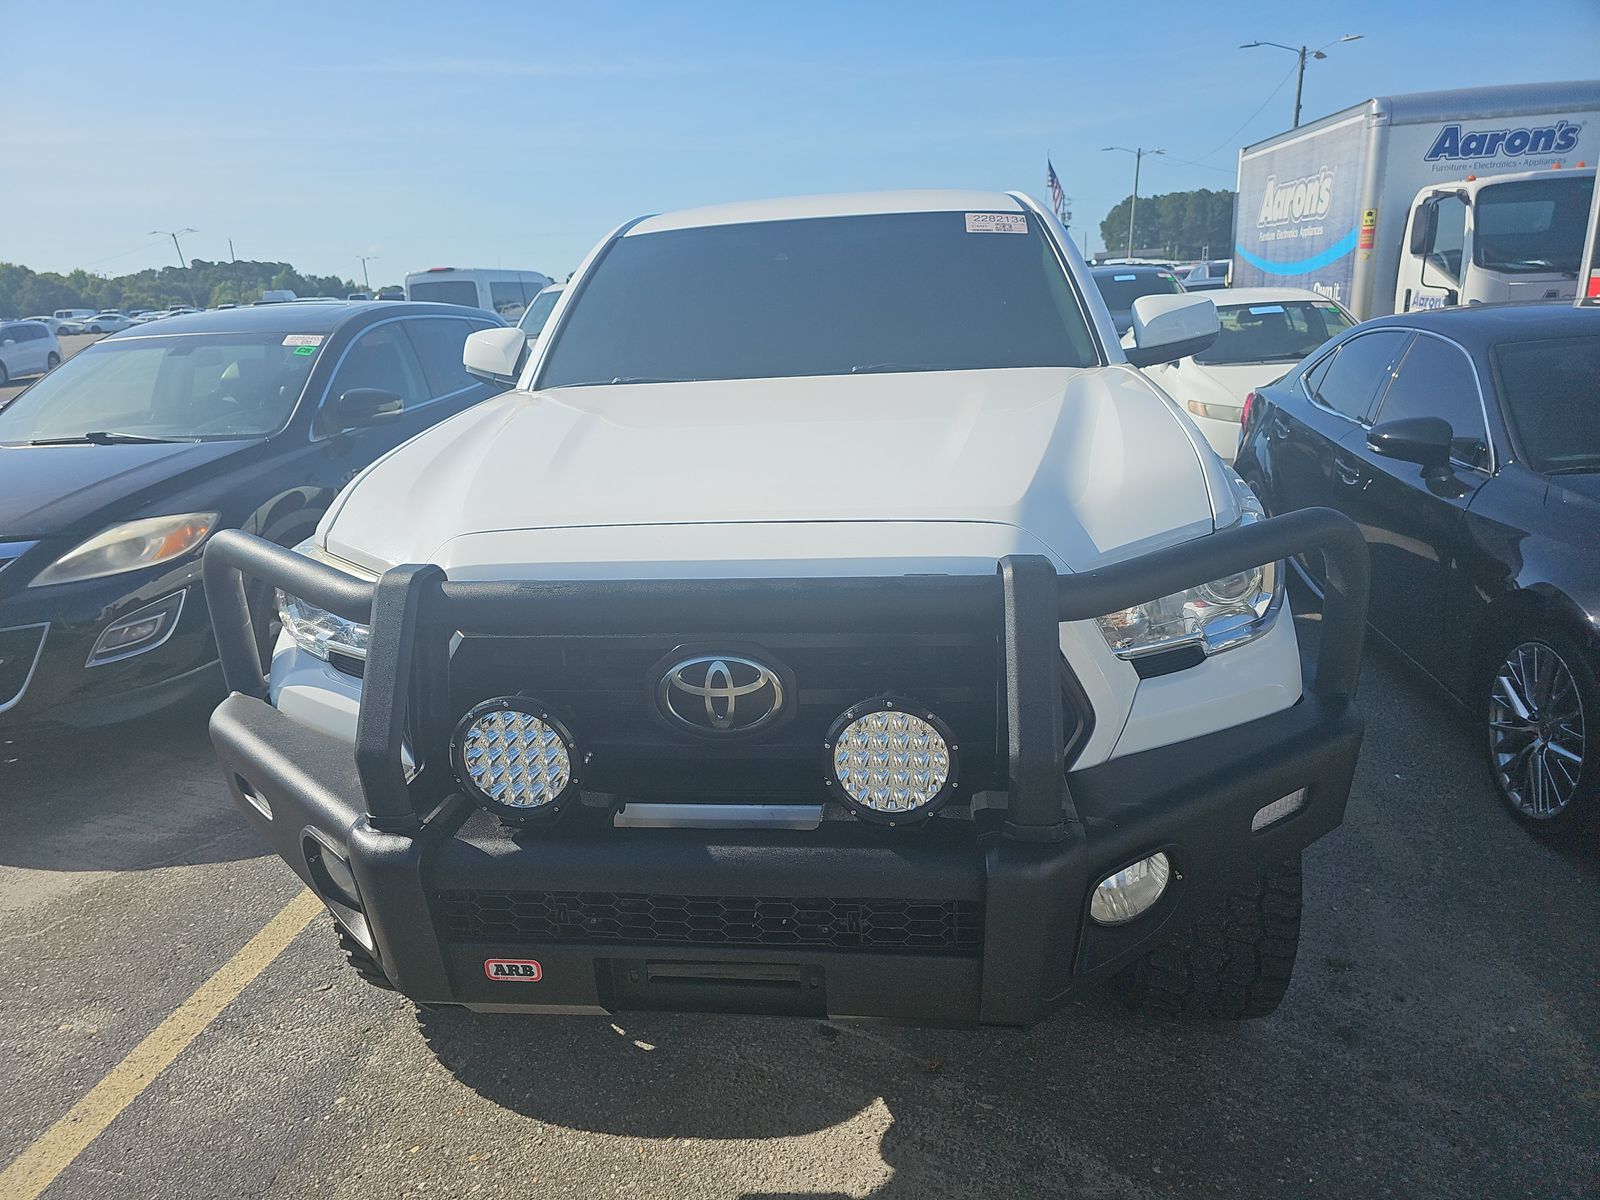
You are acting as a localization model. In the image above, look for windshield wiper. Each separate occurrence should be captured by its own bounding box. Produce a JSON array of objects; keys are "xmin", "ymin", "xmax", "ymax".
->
[
  {"xmin": 26, "ymin": 431, "xmax": 192, "ymax": 446},
  {"xmin": 850, "ymin": 362, "xmax": 947, "ymax": 374}
]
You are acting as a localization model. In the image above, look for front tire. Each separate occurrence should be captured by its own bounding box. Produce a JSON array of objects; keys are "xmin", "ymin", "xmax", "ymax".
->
[
  {"xmin": 335, "ymin": 921, "xmax": 395, "ymax": 990},
  {"xmin": 1486, "ymin": 630, "xmax": 1596, "ymax": 831},
  {"xmin": 46, "ymin": 352, "xmax": 60, "ymax": 370},
  {"xmin": 1120, "ymin": 856, "xmax": 1302, "ymax": 1020}
]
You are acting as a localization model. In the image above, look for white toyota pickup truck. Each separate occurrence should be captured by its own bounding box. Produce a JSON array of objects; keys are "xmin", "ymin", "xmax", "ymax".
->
[{"xmin": 205, "ymin": 190, "xmax": 1369, "ymax": 1026}]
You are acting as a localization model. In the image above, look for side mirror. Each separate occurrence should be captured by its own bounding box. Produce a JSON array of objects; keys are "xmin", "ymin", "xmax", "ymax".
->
[
  {"xmin": 1367, "ymin": 416, "xmax": 1452, "ymax": 468},
  {"xmin": 331, "ymin": 387, "xmax": 403, "ymax": 430},
  {"xmin": 1408, "ymin": 201, "xmax": 1435, "ymax": 256},
  {"xmin": 1124, "ymin": 294, "xmax": 1219, "ymax": 367},
  {"xmin": 463, "ymin": 327, "xmax": 526, "ymax": 385}
]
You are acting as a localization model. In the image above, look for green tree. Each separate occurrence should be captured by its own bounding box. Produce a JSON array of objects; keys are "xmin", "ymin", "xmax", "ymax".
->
[{"xmin": 1100, "ymin": 188, "xmax": 1236, "ymax": 260}]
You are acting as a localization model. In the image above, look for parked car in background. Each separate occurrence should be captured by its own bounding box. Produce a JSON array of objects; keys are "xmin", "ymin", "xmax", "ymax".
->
[
  {"xmin": 1182, "ymin": 260, "xmax": 1231, "ymax": 291},
  {"xmin": 1153, "ymin": 288, "xmax": 1355, "ymax": 459},
  {"xmin": 1089, "ymin": 264, "xmax": 1186, "ymax": 334},
  {"xmin": 515, "ymin": 282, "xmax": 564, "ymax": 346},
  {"xmin": 0, "ymin": 320, "xmax": 62, "ymax": 386},
  {"xmin": 404, "ymin": 267, "xmax": 553, "ymax": 321},
  {"xmin": 53, "ymin": 308, "xmax": 96, "ymax": 324},
  {"xmin": 24, "ymin": 316, "xmax": 73, "ymax": 335},
  {"xmin": 0, "ymin": 300, "xmax": 505, "ymax": 734},
  {"xmin": 347, "ymin": 292, "xmax": 371, "ymax": 301},
  {"xmin": 86, "ymin": 313, "xmax": 134, "ymax": 334},
  {"xmin": 374, "ymin": 288, "xmax": 405, "ymax": 301},
  {"xmin": 1237, "ymin": 303, "xmax": 1600, "ymax": 830}
]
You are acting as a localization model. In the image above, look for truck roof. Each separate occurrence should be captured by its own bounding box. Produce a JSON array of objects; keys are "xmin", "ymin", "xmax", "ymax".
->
[
  {"xmin": 1242, "ymin": 80, "xmax": 1600, "ymax": 155},
  {"xmin": 628, "ymin": 190, "xmax": 1025, "ymax": 235}
]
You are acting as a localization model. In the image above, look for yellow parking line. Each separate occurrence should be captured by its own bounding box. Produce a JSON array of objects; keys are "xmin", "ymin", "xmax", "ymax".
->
[{"xmin": 0, "ymin": 888, "xmax": 323, "ymax": 1200}]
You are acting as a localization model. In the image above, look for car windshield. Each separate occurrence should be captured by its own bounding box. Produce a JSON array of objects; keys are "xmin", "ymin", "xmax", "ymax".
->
[
  {"xmin": 1492, "ymin": 333, "xmax": 1600, "ymax": 472},
  {"xmin": 1473, "ymin": 177, "xmax": 1592, "ymax": 274},
  {"xmin": 1193, "ymin": 301, "xmax": 1354, "ymax": 365},
  {"xmin": 1092, "ymin": 271, "xmax": 1183, "ymax": 310},
  {"xmin": 0, "ymin": 331, "xmax": 321, "ymax": 443},
  {"xmin": 518, "ymin": 289, "xmax": 562, "ymax": 337},
  {"xmin": 537, "ymin": 211, "xmax": 1098, "ymax": 387}
]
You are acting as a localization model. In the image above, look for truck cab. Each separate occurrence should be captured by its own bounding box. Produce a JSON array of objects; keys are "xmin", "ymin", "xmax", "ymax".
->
[{"xmin": 1397, "ymin": 168, "xmax": 1595, "ymax": 313}]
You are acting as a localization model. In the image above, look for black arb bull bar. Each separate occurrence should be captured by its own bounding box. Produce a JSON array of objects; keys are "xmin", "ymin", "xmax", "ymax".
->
[{"xmin": 203, "ymin": 509, "xmax": 1368, "ymax": 1026}]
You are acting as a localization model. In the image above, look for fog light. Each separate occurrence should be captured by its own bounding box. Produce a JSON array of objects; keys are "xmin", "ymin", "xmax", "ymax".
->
[
  {"xmin": 87, "ymin": 591, "xmax": 185, "ymax": 665},
  {"xmin": 1090, "ymin": 852, "xmax": 1171, "ymax": 925},
  {"xmin": 451, "ymin": 697, "xmax": 579, "ymax": 824},
  {"xmin": 1251, "ymin": 787, "xmax": 1308, "ymax": 832},
  {"xmin": 823, "ymin": 697, "xmax": 957, "ymax": 825}
]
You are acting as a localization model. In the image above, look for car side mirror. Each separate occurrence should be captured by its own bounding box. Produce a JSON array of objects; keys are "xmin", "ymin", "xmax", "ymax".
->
[
  {"xmin": 1124, "ymin": 294, "xmax": 1219, "ymax": 368},
  {"xmin": 463, "ymin": 327, "xmax": 526, "ymax": 385},
  {"xmin": 1408, "ymin": 201, "xmax": 1435, "ymax": 256},
  {"xmin": 1367, "ymin": 416, "xmax": 1452, "ymax": 468},
  {"xmin": 331, "ymin": 387, "xmax": 403, "ymax": 430}
]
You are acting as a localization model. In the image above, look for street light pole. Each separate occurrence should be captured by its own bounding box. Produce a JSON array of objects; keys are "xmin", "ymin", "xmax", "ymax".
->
[
  {"xmin": 1240, "ymin": 35, "xmax": 1362, "ymax": 129},
  {"xmin": 1102, "ymin": 146, "xmax": 1164, "ymax": 259},
  {"xmin": 358, "ymin": 255, "xmax": 379, "ymax": 292}
]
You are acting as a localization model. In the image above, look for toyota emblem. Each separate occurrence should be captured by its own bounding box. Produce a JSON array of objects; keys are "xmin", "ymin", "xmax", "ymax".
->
[{"xmin": 656, "ymin": 654, "xmax": 785, "ymax": 735}]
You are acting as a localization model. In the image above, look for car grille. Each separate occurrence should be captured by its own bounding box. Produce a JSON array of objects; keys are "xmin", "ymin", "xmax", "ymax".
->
[
  {"xmin": 437, "ymin": 889, "xmax": 984, "ymax": 955},
  {"xmin": 0, "ymin": 624, "xmax": 48, "ymax": 710}
]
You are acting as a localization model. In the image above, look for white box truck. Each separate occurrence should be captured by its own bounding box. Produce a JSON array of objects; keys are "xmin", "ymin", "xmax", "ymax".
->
[{"xmin": 1233, "ymin": 80, "xmax": 1600, "ymax": 319}]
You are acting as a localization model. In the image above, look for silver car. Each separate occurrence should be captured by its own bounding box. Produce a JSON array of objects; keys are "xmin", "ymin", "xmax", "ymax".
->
[{"xmin": 0, "ymin": 320, "xmax": 63, "ymax": 386}]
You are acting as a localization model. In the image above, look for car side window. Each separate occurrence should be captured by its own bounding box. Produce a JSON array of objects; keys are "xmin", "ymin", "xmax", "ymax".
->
[
  {"xmin": 1372, "ymin": 334, "xmax": 1490, "ymax": 469},
  {"xmin": 1310, "ymin": 331, "xmax": 1411, "ymax": 422},
  {"xmin": 326, "ymin": 323, "xmax": 429, "ymax": 413},
  {"xmin": 403, "ymin": 317, "xmax": 493, "ymax": 399}
]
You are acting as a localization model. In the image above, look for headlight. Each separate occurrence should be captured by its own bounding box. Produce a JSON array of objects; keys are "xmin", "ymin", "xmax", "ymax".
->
[
  {"xmin": 29, "ymin": 512, "xmax": 218, "ymax": 587},
  {"xmin": 277, "ymin": 539, "xmax": 371, "ymax": 661},
  {"xmin": 1094, "ymin": 474, "xmax": 1282, "ymax": 660}
]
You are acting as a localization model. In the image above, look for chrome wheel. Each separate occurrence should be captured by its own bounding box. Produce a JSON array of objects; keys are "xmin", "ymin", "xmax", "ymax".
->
[{"xmin": 1489, "ymin": 641, "xmax": 1587, "ymax": 820}]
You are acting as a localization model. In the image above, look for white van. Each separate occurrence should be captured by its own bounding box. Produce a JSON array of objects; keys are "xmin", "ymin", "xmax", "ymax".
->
[
  {"xmin": 52, "ymin": 308, "xmax": 96, "ymax": 322},
  {"xmin": 403, "ymin": 268, "xmax": 553, "ymax": 321}
]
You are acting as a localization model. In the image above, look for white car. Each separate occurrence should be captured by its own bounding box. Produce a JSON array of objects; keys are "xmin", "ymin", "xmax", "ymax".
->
[
  {"xmin": 0, "ymin": 320, "xmax": 63, "ymax": 385},
  {"xmin": 84, "ymin": 312, "xmax": 134, "ymax": 333},
  {"xmin": 204, "ymin": 190, "xmax": 1368, "ymax": 1029},
  {"xmin": 1150, "ymin": 287, "xmax": 1356, "ymax": 460}
]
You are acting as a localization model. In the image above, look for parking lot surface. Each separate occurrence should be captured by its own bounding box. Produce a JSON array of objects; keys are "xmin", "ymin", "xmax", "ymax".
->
[
  {"xmin": 0, "ymin": 614, "xmax": 1595, "ymax": 1199},
  {"xmin": 0, "ymin": 333, "xmax": 99, "ymax": 406}
]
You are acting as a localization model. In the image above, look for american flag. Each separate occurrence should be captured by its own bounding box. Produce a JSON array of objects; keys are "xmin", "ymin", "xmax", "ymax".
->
[{"xmin": 1046, "ymin": 159, "xmax": 1065, "ymax": 220}]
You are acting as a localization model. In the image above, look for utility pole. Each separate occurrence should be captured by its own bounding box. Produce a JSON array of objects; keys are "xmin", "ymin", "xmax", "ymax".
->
[
  {"xmin": 1102, "ymin": 147, "xmax": 1163, "ymax": 259},
  {"xmin": 228, "ymin": 238, "xmax": 241, "ymax": 305},
  {"xmin": 1241, "ymin": 35, "xmax": 1362, "ymax": 128},
  {"xmin": 358, "ymin": 255, "xmax": 379, "ymax": 292},
  {"xmin": 150, "ymin": 227, "xmax": 198, "ymax": 306}
]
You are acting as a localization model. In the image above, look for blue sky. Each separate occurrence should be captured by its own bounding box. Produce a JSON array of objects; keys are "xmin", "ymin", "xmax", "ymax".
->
[{"xmin": 5, "ymin": 0, "xmax": 1598, "ymax": 286}]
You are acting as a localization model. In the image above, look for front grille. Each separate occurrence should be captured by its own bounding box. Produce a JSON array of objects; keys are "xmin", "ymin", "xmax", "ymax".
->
[
  {"xmin": 438, "ymin": 889, "xmax": 984, "ymax": 955},
  {"xmin": 0, "ymin": 624, "xmax": 47, "ymax": 709}
]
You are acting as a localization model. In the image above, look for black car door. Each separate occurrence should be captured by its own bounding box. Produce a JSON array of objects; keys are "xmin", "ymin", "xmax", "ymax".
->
[
  {"xmin": 400, "ymin": 315, "xmax": 501, "ymax": 427},
  {"xmin": 1268, "ymin": 329, "xmax": 1411, "ymax": 586},
  {"xmin": 314, "ymin": 319, "xmax": 434, "ymax": 491},
  {"xmin": 1330, "ymin": 331, "xmax": 1491, "ymax": 673}
]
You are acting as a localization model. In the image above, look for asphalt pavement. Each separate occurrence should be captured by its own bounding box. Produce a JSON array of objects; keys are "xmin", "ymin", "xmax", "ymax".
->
[{"xmin": 0, "ymin": 615, "xmax": 1595, "ymax": 1199}]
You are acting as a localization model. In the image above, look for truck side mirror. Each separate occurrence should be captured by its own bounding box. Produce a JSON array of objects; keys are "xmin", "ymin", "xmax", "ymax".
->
[
  {"xmin": 1123, "ymin": 294, "xmax": 1219, "ymax": 368},
  {"xmin": 1408, "ymin": 201, "xmax": 1435, "ymax": 256},
  {"xmin": 1367, "ymin": 416, "xmax": 1452, "ymax": 469},
  {"xmin": 463, "ymin": 327, "xmax": 527, "ymax": 385}
]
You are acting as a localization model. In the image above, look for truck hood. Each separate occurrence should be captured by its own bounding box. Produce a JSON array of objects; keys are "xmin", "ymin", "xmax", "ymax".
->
[{"xmin": 323, "ymin": 367, "xmax": 1226, "ymax": 576}]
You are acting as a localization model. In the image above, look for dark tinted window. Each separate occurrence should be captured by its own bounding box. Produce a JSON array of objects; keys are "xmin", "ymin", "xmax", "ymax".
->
[
  {"xmin": 1474, "ymin": 177, "xmax": 1592, "ymax": 274},
  {"xmin": 539, "ymin": 212, "xmax": 1098, "ymax": 387},
  {"xmin": 404, "ymin": 317, "xmax": 492, "ymax": 397},
  {"xmin": 1092, "ymin": 270, "xmax": 1184, "ymax": 309},
  {"xmin": 327, "ymin": 323, "xmax": 428, "ymax": 413},
  {"xmin": 1311, "ymin": 331, "xmax": 1410, "ymax": 421},
  {"xmin": 489, "ymin": 281, "xmax": 537, "ymax": 318},
  {"xmin": 1493, "ymin": 333, "xmax": 1600, "ymax": 472},
  {"xmin": 1373, "ymin": 334, "xmax": 1488, "ymax": 467},
  {"xmin": 1194, "ymin": 301, "xmax": 1354, "ymax": 365},
  {"xmin": 518, "ymin": 289, "xmax": 562, "ymax": 337},
  {"xmin": 409, "ymin": 280, "xmax": 480, "ymax": 307},
  {"xmin": 1428, "ymin": 196, "xmax": 1467, "ymax": 283}
]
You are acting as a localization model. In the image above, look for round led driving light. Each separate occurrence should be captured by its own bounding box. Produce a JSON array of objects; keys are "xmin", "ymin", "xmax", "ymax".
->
[
  {"xmin": 1089, "ymin": 852, "xmax": 1171, "ymax": 925},
  {"xmin": 451, "ymin": 697, "xmax": 579, "ymax": 824},
  {"xmin": 824, "ymin": 697, "xmax": 958, "ymax": 825}
]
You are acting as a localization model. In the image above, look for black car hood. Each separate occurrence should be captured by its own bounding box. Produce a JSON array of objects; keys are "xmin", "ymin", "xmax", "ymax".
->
[{"xmin": 0, "ymin": 439, "xmax": 257, "ymax": 537}]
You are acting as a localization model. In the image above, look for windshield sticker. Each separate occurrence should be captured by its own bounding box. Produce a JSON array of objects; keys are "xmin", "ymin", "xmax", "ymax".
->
[
  {"xmin": 965, "ymin": 212, "xmax": 1027, "ymax": 234},
  {"xmin": 282, "ymin": 334, "xmax": 324, "ymax": 347},
  {"xmin": 292, "ymin": 345, "xmax": 317, "ymax": 356},
  {"xmin": 1114, "ymin": 274, "xmax": 1137, "ymax": 281},
  {"xmin": 1248, "ymin": 305, "xmax": 1286, "ymax": 314}
]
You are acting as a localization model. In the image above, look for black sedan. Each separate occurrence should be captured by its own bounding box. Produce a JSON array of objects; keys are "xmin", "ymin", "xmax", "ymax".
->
[
  {"xmin": 1237, "ymin": 303, "xmax": 1599, "ymax": 831},
  {"xmin": 0, "ymin": 300, "xmax": 504, "ymax": 732}
]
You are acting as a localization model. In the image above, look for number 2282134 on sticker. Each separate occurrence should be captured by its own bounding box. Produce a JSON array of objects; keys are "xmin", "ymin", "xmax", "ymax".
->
[
  {"xmin": 965, "ymin": 212, "xmax": 1028, "ymax": 233},
  {"xmin": 484, "ymin": 959, "xmax": 542, "ymax": 981}
]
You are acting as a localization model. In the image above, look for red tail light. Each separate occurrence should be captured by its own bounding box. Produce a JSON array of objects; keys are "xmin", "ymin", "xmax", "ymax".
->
[{"xmin": 1241, "ymin": 391, "xmax": 1258, "ymax": 429}]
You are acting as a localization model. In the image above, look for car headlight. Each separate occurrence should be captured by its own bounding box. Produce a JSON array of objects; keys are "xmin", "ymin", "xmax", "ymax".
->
[
  {"xmin": 277, "ymin": 539, "xmax": 372, "ymax": 661},
  {"xmin": 29, "ymin": 512, "xmax": 218, "ymax": 587},
  {"xmin": 1094, "ymin": 474, "xmax": 1282, "ymax": 660}
]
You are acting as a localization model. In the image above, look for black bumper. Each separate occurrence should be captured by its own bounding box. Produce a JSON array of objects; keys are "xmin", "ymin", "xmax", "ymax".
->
[{"xmin": 203, "ymin": 508, "xmax": 1370, "ymax": 1026}]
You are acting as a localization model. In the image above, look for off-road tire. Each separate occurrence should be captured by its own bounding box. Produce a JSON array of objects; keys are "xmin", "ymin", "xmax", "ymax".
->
[
  {"xmin": 1120, "ymin": 855, "xmax": 1302, "ymax": 1020},
  {"xmin": 335, "ymin": 922, "xmax": 395, "ymax": 991}
]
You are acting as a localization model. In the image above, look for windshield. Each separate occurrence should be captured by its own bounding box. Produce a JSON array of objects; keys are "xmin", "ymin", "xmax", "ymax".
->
[
  {"xmin": 1473, "ymin": 177, "xmax": 1592, "ymax": 274},
  {"xmin": 1493, "ymin": 333, "xmax": 1600, "ymax": 472},
  {"xmin": 0, "ymin": 332, "xmax": 321, "ymax": 443},
  {"xmin": 1193, "ymin": 301, "xmax": 1354, "ymax": 365},
  {"xmin": 1092, "ymin": 271, "xmax": 1183, "ymax": 310},
  {"xmin": 518, "ymin": 289, "xmax": 562, "ymax": 337},
  {"xmin": 537, "ymin": 211, "xmax": 1098, "ymax": 387}
]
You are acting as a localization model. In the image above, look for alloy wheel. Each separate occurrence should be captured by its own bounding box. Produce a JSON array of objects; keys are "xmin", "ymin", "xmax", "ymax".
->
[{"xmin": 1489, "ymin": 641, "xmax": 1587, "ymax": 819}]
